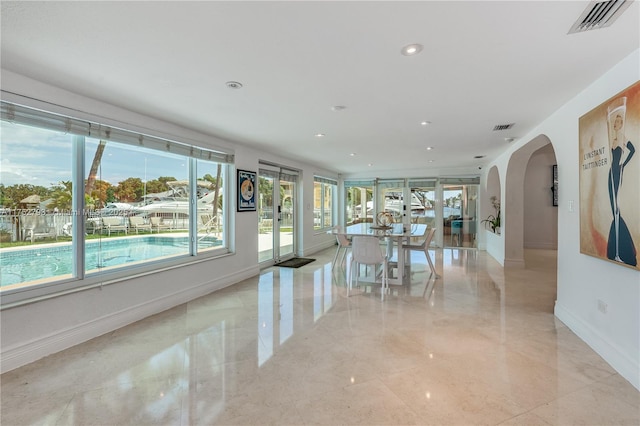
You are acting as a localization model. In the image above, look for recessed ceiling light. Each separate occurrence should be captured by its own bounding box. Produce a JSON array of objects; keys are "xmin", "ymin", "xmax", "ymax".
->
[
  {"xmin": 225, "ymin": 81, "xmax": 243, "ymax": 89},
  {"xmin": 331, "ymin": 105, "xmax": 347, "ymax": 112},
  {"xmin": 474, "ymin": 155, "xmax": 485, "ymax": 159},
  {"xmin": 428, "ymin": 160, "xmax": 434, "ymax": 163},
  {"xmin": 315, "ymin": 133, "xmax": 325, "ymax": 138},
  {"xmin": 420, "ymin": 121, "xmax": 431, "ymax": 126},
  {"xmin": 401, "ymin": 43, "xmax": 423, "ymax": 56},
  {"xmin": 504, "ymin": 137, "xmax": 516, "ymax": 143},
  {"xmin": 426, "ymin": 146, "xmax": 434, "ymax": 151},
  {"xmin": 349, "ymin": 153, "xmax": 356, "ymax": 157},
  {"xmin": 368, "ymin": 163, "xmax": 373, "ymax": 167}
]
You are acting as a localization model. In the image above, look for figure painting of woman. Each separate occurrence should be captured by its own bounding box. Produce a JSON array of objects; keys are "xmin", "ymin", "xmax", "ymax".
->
[{"xmin": 606, "ymin": 97, "xmax": 637, "ymax": 266}]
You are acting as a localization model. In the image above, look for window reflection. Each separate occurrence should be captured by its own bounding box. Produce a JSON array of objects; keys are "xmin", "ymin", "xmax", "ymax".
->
[
  {"xmin": 258, "ymin": 272, "xmax": 274, "ymax": 366},
  {"xmin": 279, "ymin": 269, "xmax": 294, "ymax": 345}
]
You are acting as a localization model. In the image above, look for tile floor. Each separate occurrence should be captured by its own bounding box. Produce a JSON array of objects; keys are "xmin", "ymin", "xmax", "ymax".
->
[{"xmin": 1, "ymin": 247, "xmax": 639, "ymax": 425}]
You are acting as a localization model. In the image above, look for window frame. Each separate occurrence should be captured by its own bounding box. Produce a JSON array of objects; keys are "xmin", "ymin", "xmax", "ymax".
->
[
  {"xmin": 0, "ymin": 100, "xmax": 234, "ymax": 308},
  {"xmin": 313, "ymin": 176, "xmax": 337, "ymax": 231}
]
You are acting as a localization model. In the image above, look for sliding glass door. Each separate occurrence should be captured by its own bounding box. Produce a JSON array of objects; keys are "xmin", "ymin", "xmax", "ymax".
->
[
  {"xmin": 343, "ymin": 177, "xmax": 479, "ymax": 249},
  {"xmin": 258, "ymin": 165, "xmax": 297, "ymax": 264},
  {"xmin": 442, "ymin": 183, "xmax": 478, "ymax": 248}
]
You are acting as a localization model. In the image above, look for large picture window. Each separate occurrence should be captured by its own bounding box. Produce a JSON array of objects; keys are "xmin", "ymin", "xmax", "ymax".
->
[
  {"xmin": 0, "ymin": 102, "xmax": 232, "ymax": 305},
  {"xmin": 313, "ymin": 176, "xmax": 336, "ymax": 230},
  {"xmin": 344, "ymin": 180, "xmax": 374, "ymax": 225}
]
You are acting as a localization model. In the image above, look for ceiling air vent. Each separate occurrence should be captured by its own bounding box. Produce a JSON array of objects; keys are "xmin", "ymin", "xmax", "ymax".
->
[
  {"xmin": 493, "ymin": 123, "xmax": 515, "ymax": 131},
  {"xmin": 568, "ymin": 0, "xmax": 632, "ymax": 34}
]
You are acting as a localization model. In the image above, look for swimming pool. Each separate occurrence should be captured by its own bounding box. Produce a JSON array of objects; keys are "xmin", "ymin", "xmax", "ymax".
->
[{"xmin": 0, "ymin": 235, "xmax": 220, "ymax": 288}]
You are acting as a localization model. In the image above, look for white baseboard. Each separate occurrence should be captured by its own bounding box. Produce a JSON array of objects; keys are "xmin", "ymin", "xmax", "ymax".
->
[
  {"xmin": 555, "ymin": 301, "xmax": 640, "ymax": 391},
  {"xmin": 504, "ymin": 257, "xmax": 526, "ymax": 268},
  {"xmin": 0, "ymin": 266, "xmax": 259, "ymax": 373},
  {"xmin": 302, "ymin": 239, "xmax": 336, "ymax": 257},
  {"xmin": 525, "ymin": 241, "xmax": 557, "ymax": 249}
]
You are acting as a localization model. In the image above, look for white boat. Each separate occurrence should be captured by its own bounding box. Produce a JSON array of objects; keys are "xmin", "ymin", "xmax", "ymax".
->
[
  {"xmin": 136, "ymin": 191, "xmax": 218, "ymax": 216},
  {"xmin": 354, "ymin": 193, "xmax": 426, "ymax": 219},
  {"xmin": 135, "ymin": 181, "xmax": 220, "ymax": 217}
]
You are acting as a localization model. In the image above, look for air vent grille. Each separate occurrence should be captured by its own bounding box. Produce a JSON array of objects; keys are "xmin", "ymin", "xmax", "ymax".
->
[
  {"xmin": 568, "ymin": 0, "xmax": 632, "ymax": 34},
  {"xmin": 493, "ymin": 123, "xmax": 515, "ymax": 131}
]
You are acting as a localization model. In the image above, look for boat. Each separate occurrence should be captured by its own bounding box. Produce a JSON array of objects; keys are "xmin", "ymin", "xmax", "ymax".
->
[
  {"xmin": 354, "ymin": 193, "xmax": 426, "ymax": 219},
  {"xmin": 135, "ymin": 180, "xmax": 220, "ymax": 217}
]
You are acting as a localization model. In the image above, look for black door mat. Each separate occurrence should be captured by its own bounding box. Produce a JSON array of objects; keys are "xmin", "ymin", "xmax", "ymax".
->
[{"xmin": 274, "ymin": 258, "xmax": 315, "ymax": 268}]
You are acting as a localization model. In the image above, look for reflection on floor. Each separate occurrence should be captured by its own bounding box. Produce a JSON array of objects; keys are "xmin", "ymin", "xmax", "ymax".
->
[{"xmin": 2, "ymin": 248, "xmax": 639, "ymax": 425}]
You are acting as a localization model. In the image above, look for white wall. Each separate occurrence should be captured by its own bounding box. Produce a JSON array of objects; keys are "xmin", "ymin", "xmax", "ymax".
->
[
  {"xmin": 524, "ymin": 144, "xmax": 558, "ymax": 249},
  {"xmin": 486, "ymin": 50, "xmax": 640, "ymax": 390},
  {"xmin": 0, "ymin": 71, "xmax": 336, "ymax": 373}
]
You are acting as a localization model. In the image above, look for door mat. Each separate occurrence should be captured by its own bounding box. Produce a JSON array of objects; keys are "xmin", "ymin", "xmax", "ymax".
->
[{"xmin": 275, "ymin": 258, "xmax": 316, "ymax": 268}]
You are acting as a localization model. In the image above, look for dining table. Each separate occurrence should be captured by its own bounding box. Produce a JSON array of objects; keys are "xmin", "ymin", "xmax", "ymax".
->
[{"xmin": 339, "ymin": 222, "xmax": 427, "ymax": 285}]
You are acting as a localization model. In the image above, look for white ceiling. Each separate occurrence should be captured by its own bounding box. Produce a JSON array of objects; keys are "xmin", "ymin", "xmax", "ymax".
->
[{"xmin": 1, "ymin": 1, "xmax": 639, "ymax": 175}]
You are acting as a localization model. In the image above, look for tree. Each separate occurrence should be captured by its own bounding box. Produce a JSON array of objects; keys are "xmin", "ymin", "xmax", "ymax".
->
[
  {"xmin": 211, "ymin": 164, "xmax": 222, "ymax": 219},
  {"xmin": 0, "ymin": 184, "xmax": 51, "ymax": 208},
  {"xmin": 85, "ymin": 140, "xmax": 107, "ymax": 195},
  {"xmin": 106, "ymin": 186, "xmax": 116, "ymax": 203},
  {"xmin": 201, "ymin": 167, "xmax": 223, "ymax": 215},
  {"xmin": 158, "ymin": 176, "xmax": 177, "ymax": 186},
  {"xmin": 258, "ymin": 177, "xmax": 273, "ymax": 207},
  {"xmin": 89, "ymin": 180, "xmax": 113, "ymax": 208},
  {"xmin": 49, "ymin": 181, "xmax": 73, "ymax": 210},
  {"xmin": 145, "ymin": 179, "xmax": 170, "ymax": 194},
  {"xmin": 115, "ymin": 178, "xmax": 144, "ymax": 202}
]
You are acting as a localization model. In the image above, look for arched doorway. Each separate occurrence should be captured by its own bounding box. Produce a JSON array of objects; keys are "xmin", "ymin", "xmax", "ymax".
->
[{"xmin": 504, "ymin": 135, "xmax": 557, "ymax": 267}]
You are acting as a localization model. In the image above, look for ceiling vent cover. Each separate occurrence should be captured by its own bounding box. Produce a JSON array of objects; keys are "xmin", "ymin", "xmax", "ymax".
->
[
  {"xmin": 568, "ymin": 0, "xmax": 632, "ymax": 34},
  {"xmin": 493, "ymin": 123, "xmax": 515, "ymax": 131}
]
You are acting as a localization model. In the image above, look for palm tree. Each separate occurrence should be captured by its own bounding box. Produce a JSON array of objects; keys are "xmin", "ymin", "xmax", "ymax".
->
[
  {"xmin": 85, "ymin": 140, "xmax": 107, "ymax": 195},
  {"xmin": 49, "ymin": 181, "xmax": 73, "ymax": 210}
]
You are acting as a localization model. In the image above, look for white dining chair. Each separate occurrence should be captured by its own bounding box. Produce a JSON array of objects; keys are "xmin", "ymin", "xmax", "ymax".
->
[
  {"xmin": 349, "ymin": 235, "xmax": 389, "ymax": 301},
  {"xmin": 332, "ymin": 226, "xmax": 351, "ymax": 269},
  {"xmin": 403, "ymin": 227, "xmax": 439, "ymax": 278}
]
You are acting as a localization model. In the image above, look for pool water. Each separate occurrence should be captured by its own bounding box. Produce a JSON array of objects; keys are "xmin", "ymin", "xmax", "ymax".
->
[{"xmin": 0, "ymin": 236, "xmax": 220, "ymax": 287}]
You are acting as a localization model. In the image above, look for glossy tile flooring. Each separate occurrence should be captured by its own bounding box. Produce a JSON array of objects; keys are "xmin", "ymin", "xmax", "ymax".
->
[{"xmin": 2, "ymin": 248, "xmax": 639, "ymax": 425}]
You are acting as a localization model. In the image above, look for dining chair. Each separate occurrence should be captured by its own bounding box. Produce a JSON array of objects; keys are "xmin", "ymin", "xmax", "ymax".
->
[
  {"xmin": 332, "ymin": 225, "xmax": 351, "ymax": 269},
  {"xmin": 451, "ymin": 220, "xmax": 463, "ymax": 246},
  {"xmin": 403, "ymin": 227, "xmax": 439, "ymax": 278},
  {"xmin": 348, "ymin": 235, "xmax": 389, "ymax": 301}
]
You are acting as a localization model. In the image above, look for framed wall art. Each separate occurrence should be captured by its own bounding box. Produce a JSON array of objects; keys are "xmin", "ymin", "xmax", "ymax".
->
[
  {"xmin": 579, "ymin": 80, "xmax": 639, "ymax": 270},
  {"xmin": 551, "ymin": 164, "xmax": 558, "ymax": 207},
  {"xmin": 237, "ymin": 169, "xmax": 256, "ymax": 212}
]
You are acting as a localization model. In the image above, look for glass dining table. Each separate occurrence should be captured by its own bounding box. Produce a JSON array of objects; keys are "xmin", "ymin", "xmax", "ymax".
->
[{"xmin": 340, "ymin": 222, "xmax": 427, "ymax": 285}]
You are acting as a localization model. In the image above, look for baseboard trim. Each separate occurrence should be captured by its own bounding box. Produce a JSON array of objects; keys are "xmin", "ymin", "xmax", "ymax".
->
[
  {"xmin": 555, "ymin": 301, "xmax": 640, "ymax": 391},
  {"xmin": 0, "ymin": 265, "xmax": 258, "ymax": 373},
  {"xmin": 302, "ymin": 239, "xmax": 336, "ymax": 257},
  {"xmin": 525, "ymin": 242, "xmax": 557, "ymax": 249},
  {"xmin": 504, "ymin": 257, "xmax": 525, "ymax": 268}
]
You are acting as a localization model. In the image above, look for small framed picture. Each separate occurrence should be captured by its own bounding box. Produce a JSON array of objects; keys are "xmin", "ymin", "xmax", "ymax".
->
[
  {"xmin": 552, "ymin": 164, "xmax": 558, "ymax": 207},
  {"xmin": 237, "ymin": 169, "xmax": 256, "ymax": 212}
]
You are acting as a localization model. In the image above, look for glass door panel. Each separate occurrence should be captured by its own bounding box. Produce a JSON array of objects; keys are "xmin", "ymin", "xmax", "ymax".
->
[
  {"xmin": 443, "ymin": 184, "xmax": 478, "ymax": 248},
  {"xmin": 279, "ymin": 177, "xmax": 295, "ymax": 259},
  {"xmin": 409, "ymin": 183, "xmax": 436, "ymax": 245},
  {"xmin": 258, "ymin": 175, "xmax": 274, "ymax": 263},
  {"xmin": 376, "ymin": 179, "xmax": 406, "ymax": 225},
  {"xmin": 258, "ymin": 167, "xmax": 297, "ymax": 264}
]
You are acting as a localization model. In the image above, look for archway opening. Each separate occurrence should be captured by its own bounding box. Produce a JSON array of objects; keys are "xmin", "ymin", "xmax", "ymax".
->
[{"xmin": 504, "ymin": 134, "xmax": 556, "ymax": 267}]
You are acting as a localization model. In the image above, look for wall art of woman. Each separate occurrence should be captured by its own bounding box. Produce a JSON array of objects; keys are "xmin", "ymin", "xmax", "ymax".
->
[{"xmin": 607, "ymin": 96, "xmax": 636, "ymax": 266}]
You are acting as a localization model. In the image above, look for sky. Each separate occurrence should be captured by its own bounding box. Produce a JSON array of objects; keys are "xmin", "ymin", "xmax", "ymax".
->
[{"xmin": 0, "ymin": 121, "xmax": 216, "ymax": 188}]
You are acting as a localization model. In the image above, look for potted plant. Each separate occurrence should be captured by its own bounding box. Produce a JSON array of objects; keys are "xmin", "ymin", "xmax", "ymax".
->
[{"xmin": 481, "ymin": 196, "xmax": 501, "ymax": 234}]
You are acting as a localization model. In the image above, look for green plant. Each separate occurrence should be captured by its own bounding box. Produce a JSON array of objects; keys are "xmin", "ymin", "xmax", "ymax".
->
[
  {"xmin": 0, "ymin": 228, "xmax": 12, "ymax": 243},
  {"xmin": 481, "ymin": 196, "xmax": 501, "ymax": 233}
]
